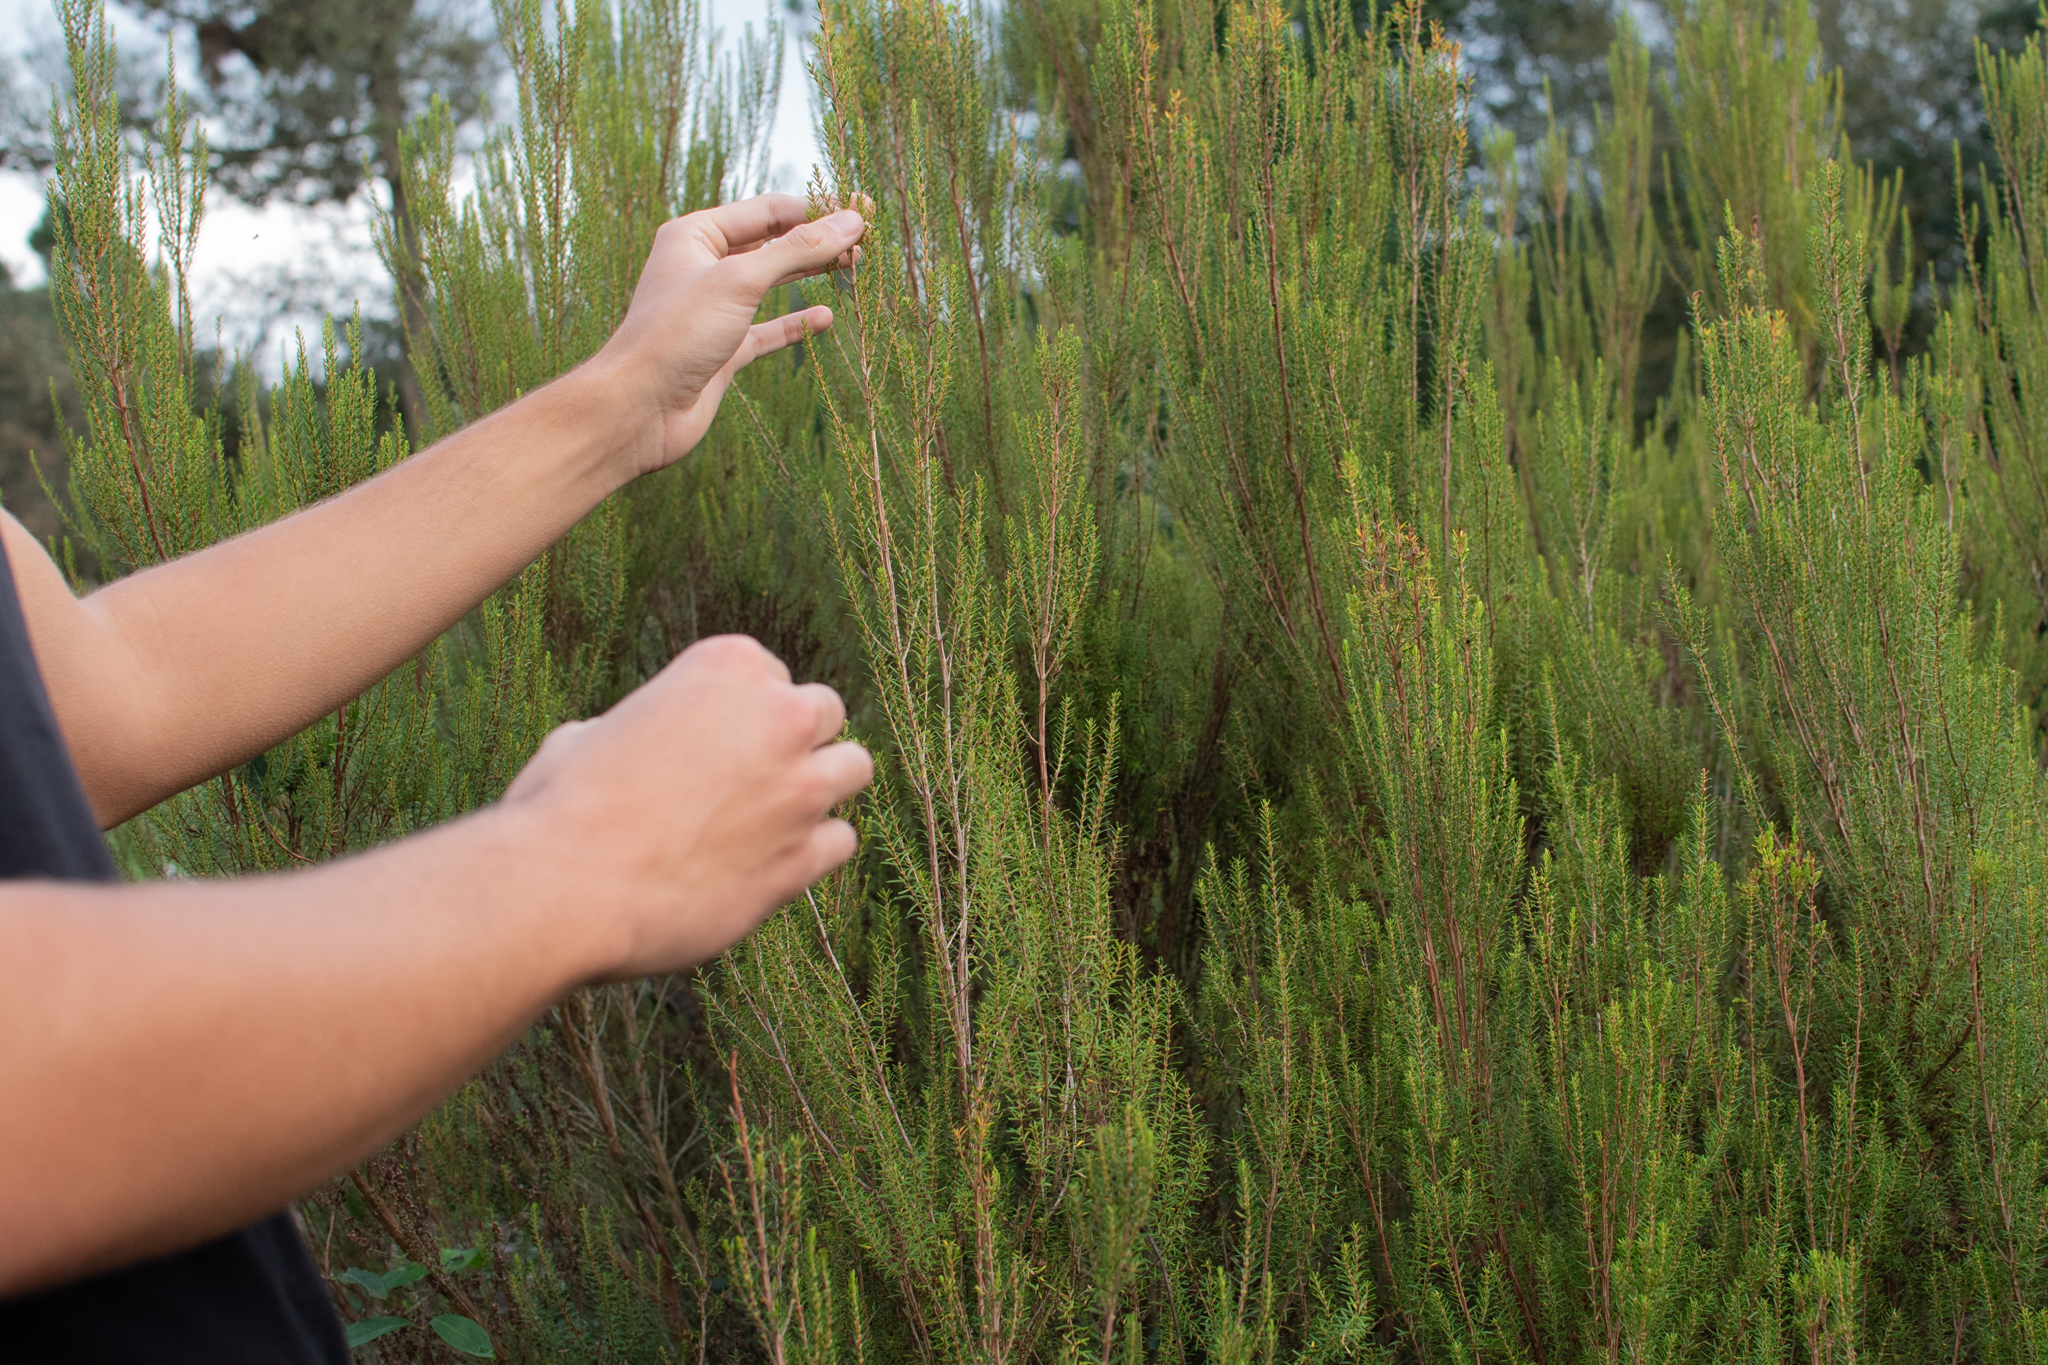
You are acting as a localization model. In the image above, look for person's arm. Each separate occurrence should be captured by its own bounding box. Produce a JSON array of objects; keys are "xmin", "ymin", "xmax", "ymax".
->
[
  {"xmin": 0, "ymin": 633, "xmax": 872, "ymax": 1297},
  {"xmin": 8, "ymin": 195, "xmax": 867, "ymax": 828}
]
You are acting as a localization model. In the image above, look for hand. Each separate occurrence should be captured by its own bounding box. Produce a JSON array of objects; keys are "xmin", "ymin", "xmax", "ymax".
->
[
  {"xmin": 500, "ymin": 636, "xmax": 873, "ymax": 978},
  {"xmin": 594, "ymin": 194, "xmax": 867, "ymax": 479}
]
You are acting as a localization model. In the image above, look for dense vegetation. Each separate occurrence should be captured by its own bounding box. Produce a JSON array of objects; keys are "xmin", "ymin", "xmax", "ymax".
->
[{"xmin": 25, "ymin": 0, "xmax": 2048, "ymax": 1357}]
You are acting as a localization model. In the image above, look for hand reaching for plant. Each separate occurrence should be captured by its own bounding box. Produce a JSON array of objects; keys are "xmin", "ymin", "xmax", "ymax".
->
[
  {"xmin": 6, "ymin": 192, "xmax": 871, "ymax": 829},
  {"xmin": 594, "ymin": 192, "xmax": 868, "ymax": 478},
  {"xmin": 0, "ymin": 629, "xmax": 872, "ymax": 1296},
  {"xmin": 501, "ymin": 633, "xmax": 873, "ymax": 979}
]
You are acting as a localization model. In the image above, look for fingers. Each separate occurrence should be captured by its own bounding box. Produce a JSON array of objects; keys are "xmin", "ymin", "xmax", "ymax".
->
[
  {"xmin": 791, "ymin": 740, "xmax": 871, "ymax": 818},
  {"xmin": 767, "ymin": 243, "xmax": 860, "ymax": 289},
  {"xmin": 802, "ymin": 818, "xmax": 859, "ymax": 882},
  {"xmin": 794, "ymin": 682, "xmax": 847, "ymax": 748},
  {"xmin": 743, "ymin": 307, "xmax": 835, "ymax": 366},
  {"xmin": 684, "ymin": 193, "xmax": 814, "ymax": 256},
  {"xmin": 728, "ymin": 211, "xmax": 867, "ymax": 296},
  {"xmin": 681, "ymin": 306, "xmax": 834, "ymax": 436},
  {"xmin": 655, "ymin": 637, "xmax": 868, "ymax": 812},
  {"xmin": 813, "ymin": 741, "xmax": 873, "ymax": 807}
]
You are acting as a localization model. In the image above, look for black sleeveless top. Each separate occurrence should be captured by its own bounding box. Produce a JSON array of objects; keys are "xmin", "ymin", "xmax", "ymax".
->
[{"xmin": 0, "ymin": 541, "xmax": 347, "ymax": 1362}]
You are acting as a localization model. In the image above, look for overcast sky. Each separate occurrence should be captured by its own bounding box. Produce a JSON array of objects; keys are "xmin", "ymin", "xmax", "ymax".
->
[{"xmin": 0, "ymin": 0, "xmax": 821, "ymax": 373}]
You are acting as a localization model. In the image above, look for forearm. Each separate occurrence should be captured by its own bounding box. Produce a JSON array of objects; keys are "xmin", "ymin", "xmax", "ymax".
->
[
  {"xmin": 14, "ymin": 196, "xmax": 863, "ymax": 828},
  {"xmin": 0, "ymin": 804, "xmax": 611, "ymax": 1296},
  {"xmin": 38, "ymin": 362, "xmax": 648, "ymax": 825}
]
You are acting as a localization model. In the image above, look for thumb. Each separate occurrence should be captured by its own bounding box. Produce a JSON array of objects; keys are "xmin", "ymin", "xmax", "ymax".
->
[{"xmin": 728, "ymin": 210, "xmax": 866, "ymax": 295}]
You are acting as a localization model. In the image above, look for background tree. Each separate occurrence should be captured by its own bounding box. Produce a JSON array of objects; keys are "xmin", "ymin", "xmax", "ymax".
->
[
  {"xmin": 122, "ymin": 0, "xmax": 497, "ymax": 421},
  {"xmin": 129, "ymin": 0, "xmax": 493, "ymax": 205},
  {"xmin": 0, "ymin": 1, "xmax": 495, "ymax": 429},
  {"xmin": 1430, "ymin": 0, "xmax": 1622, "ymax": 136},
  {"xmin": 0, "ymin": 252, "xmax": 78, "ymax": 543},
  {"xmin": 0, "ymin": 14, "xmax": 160, "ymax": 174}
]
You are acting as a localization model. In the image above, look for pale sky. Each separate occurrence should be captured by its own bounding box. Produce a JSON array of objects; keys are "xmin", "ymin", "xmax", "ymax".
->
[{"xmin": 0, "ymin": 0, "xmax": 820, "ymax": 375}]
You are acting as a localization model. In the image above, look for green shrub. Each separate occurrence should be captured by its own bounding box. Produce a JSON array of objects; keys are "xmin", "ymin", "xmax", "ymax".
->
[{"xmin": 38, "ymin": 0, "xmax": 2048, "ymax": 1356}]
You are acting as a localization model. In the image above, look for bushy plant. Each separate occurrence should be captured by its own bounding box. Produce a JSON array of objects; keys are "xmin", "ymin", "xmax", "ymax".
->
[{"xmin": 33, "ymin": 0, "xmax": 2048, "ymax": 1357}]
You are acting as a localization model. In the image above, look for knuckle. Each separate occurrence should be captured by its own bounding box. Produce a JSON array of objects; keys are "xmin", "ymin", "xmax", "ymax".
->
[
  {"xmin": 769, "ymin": 686, "xmax": 815, "ymax": 736},
  {"xmin": 808, "ymin": 750, "xmax": 866, "ymax": 806},
  {"xmin": 792, "ymin": 768, "xmax": 833, "ymax": 811},
  {"xmin": 537, "ymin": 718, "xmax": 589, "ymax": 754},
  {"xmin": 685, "ymin": 633, "xmax": 764, "ymax": 671},
  {"xmin": 799, "ymin": 682, "xmax": 845, "ymax": 728}
]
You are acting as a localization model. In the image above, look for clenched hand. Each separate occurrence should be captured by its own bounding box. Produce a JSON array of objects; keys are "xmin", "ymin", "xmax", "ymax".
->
[{"xmin": 501, "ymin": 635, "xmax": 873, "ymax": 979}]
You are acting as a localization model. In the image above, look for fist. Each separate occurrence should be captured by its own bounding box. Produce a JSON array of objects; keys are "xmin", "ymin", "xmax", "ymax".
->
[{"xmin": 502, "ymin": 636, "xmax": 873, "ymax": 979}]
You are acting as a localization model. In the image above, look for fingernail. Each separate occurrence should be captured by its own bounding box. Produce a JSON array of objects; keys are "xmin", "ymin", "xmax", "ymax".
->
[{"xmin": 826, "ymin": 209, "xmax": 864, "ymax": 234}]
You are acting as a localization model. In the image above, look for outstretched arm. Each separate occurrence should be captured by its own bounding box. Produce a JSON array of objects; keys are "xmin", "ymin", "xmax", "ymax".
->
[
  {"xmin": 9, "ymin": 195, "xmax": 867, "ymax": 827},
  {"xmin": 0, "ymin": 634, "xmax": 872, "ymax": 1297}
]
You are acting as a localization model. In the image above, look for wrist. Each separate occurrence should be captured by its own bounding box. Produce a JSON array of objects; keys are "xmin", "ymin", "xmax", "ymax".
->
[
  {"xmin": 565, "ymin": 343, "xmax": 666, "ymax": 487},
  {"xmin": 412, "ymin": 798, "xmax": 635, "ymax": 992}
]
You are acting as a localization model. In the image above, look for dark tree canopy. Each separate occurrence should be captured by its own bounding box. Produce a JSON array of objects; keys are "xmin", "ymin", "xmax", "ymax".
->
[
  {"xmin": 1809, "ymin": 0, "xmax": 2042, "ymax": 280},
  {"xmin": 1425, "ymin": 0, "xmax": 2043, "ymax": 367},
  {"xmin": 0, "ymin": 257, "xmax": 77, "ymax": 544},
  {"xmin": 95, "ymin": 1, "xmax": 501, "ymax": 422},
  {"xmin": 1428, "ymin": 0, "xmax": 1623, "ymax": 138},
  {"xmin": 129, "ymin": 0, "xmax": 496, "ymax": 206}
]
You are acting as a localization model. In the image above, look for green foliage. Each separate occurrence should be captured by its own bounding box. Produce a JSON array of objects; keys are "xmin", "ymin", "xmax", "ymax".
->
[
  {"xmin": 345, "ymin": 1315, "xmax": 412, "ymax": 1347},
  {"xmin": 1958, "ymin": 19, "xmax": 2048, "ymax": 745},
  {"xmin": 41, "ymin": 0, "xmax": 2048, "ymax": 1357}
]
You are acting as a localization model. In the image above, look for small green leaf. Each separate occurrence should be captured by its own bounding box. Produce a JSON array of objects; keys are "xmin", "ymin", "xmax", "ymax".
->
[
  {"xmin": 440, "ymin": 1244, "xmax": 486, "ymax": 1272},
  {"xmin": 430, "ymin": 1313, "xmax": 495, "ymax": 1357},
  {"xmin": 344, "ymin": 1315, "xmax": 410, "ymax": 1348},
  {"xmin": 339, "ymin": 1267, "xmax": 389, "ymax": 1298},
  {"xmin": 383, "ymin": 1262, "xmax": 430, "ymax": 1291}
]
